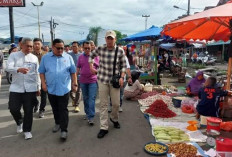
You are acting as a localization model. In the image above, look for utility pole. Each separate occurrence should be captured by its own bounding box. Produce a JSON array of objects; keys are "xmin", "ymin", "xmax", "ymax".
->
[
  {"xmin": 50, "ymin": 17, "xmax": 59, "ymax": 45},
  {"xmin": 187, "ymin": 0, "xmax": 190, "ymax": 16},
  {"xmin": 32, "ymin": 2, "xmax": 44, "ymax": 39},
  {"xmin": 50, "ymin": 17, "xmax": 53, "ymax": 45},
  {"xmin": 9, "ymin": 7, "xmax": 15, "ymax": 43},
  {"xmin": 142, "ymin": 15, "xmax": 150, "ymax": 30}
]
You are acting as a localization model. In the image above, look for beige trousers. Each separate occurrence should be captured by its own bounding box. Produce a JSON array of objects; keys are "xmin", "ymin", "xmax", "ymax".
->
[{"xmin": 98, "ymin": 81, "xmax": 120, "ymax": 130}]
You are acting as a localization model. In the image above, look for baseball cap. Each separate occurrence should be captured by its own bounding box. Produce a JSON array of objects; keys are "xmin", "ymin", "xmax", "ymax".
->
[
  {"xmin": 105, "ymin": 30, "xmax": 116, "ymax": 39},
  {"xmin": 10, "ymin": 43, "xmax": 17, "ymax": 48}
]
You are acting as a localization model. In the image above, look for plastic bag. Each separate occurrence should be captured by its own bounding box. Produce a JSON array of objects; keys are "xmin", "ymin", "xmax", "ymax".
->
[
  {"xmin": 220, "ymin": 121, "xmax": 232, "ymax": 131},
  {"xmin": 181, "ymin": 98, "xmax": 198, "ymax": 114}
]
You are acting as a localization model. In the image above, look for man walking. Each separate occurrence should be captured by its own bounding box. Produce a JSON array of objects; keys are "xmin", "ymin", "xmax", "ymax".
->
[
  {"xmin": 69, "ymin": 41, "xmax": 82, "ymax": 112},
  {"xmin": 77, "ymin": 41, "xmax": 98, "ymax": 126},
  {"xmin": 39, "ymin": 39, "xmax": 77, "ymax": 141},
  {"xmin": 32, "ymin": 38, "xmax": 47, "ymax": 118},
  {"xmin": 89, "ymin": 30, "xmax": 126, "ymax": 138},
  {"xmin": 6, "ymin": 37, "xmax": 40, "ymax": 140}
]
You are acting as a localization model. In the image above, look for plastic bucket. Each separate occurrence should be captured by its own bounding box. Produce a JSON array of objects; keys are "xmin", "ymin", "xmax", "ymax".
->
[
  {"xmin": 172, "ymin": 97, "xmax": 182, "ymax": 108},
  {"xmin": 216, "ymin": 138, "xmax": 232, "ymax": 152},
  {"xmin": 207, "ymin": 117, "xmax": 222, "ymax": 132}
]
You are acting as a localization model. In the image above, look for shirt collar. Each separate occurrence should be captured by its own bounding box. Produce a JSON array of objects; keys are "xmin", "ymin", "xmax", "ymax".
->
[{"xmin": 51, "ymin": 51, "xmax": 65, "ymax": 57}]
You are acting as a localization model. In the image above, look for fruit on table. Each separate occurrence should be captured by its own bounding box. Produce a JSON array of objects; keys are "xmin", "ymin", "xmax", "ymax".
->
[
  {"xmin": 144, "ymin": 143, "xmax": 167, "ymax": 154},
  {"xmin": 167, "ymin": 143, "xmax": 198, "ymax": 157},
  {"xmin": 153, "ymin": 126, "xmax": 190, "ymax": 143}
]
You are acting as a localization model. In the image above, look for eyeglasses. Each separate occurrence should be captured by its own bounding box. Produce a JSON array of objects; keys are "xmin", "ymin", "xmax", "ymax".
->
[
  {"xmin": 54, "ymin": 46, "xmax": 64, "ymax": 50},
  {"xmin": 84, "ymin": 47, "xmax": 91, "ymax": 50},
  {"xmin": 26, "ymin": 45, "xmax": 33, "ymax": 48}
]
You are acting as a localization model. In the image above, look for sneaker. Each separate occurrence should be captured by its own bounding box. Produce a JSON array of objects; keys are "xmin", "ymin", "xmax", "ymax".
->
[
  {"xmin": 83, "ymin": 116, "xmax": 87, "ymax": 120},
  {"xmin": 38, "ymin": 111, "xmax": 44, "ymax": 118},
  {"xmin": 24, "ymin": 132, "xmax": 32, "ymax": 140},
  {"xmin": 97, "ymin": 129, "xmax": 108, "ymax": 138},
  {"xmin": 110, "ymin": 118, "xmax": 121, "ymax": 129},
  {"xmin": 60, "ymin": 131, "xmax": 67, "ymax": 140},
  {"xmin": 74, "ymin": 106, "xmax": 80, "ymax": 113},
  {"xmin": 88, "ymin": 119, "xmax": 94, "ymax": 126},
  {"xmin": 119, "ymin": 107, "xmax": 123, "ymax": 112},
  {"xmin": 52, "ymin": 124, "xmax": 60, "ymax": 133},
  {"xmin": 17, "ymin": 124, "xmax": 23, "ymax": 133},
  {"xmin": 108, "ymin": 105, "xmax": 112, "ymax": 113},
  {"xmin": 34, "ymin": 105, "xmax": 39, "ymax": 113}
]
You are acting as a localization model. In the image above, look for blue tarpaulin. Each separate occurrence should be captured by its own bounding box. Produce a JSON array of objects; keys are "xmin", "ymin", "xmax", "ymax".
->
[{"xmin": 122, "ymin": 25, "xmax": 162, "ymax": 41}]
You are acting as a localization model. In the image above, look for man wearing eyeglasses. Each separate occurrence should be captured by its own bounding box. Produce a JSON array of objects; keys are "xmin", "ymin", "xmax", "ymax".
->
[
  {"xmin": 39, "ymin": 39, "xmax": 77, "ymax": 141},
  {"xmin": 77, "ymin": 41, "xmax": 98, "ymax": 126},
  {"xmin": 69, "ymin": 41, "xmax": 82, "ymax": 113},
  {"xmin": 89, "ymin": 30, "xmax": 126, "ymax": 138},
  {"xmin": 6, "ymin": 37, "xmax": 41, "ymax": 140}
]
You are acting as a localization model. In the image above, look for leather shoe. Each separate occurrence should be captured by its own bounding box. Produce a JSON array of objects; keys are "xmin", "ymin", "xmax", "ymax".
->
[
  {"xmin": 110, "ymin": 118, "xmax": 120, "ymax": 129},
  {"xmin": 97, "ymin": 129, "xmax": 108, "ymax": 138}
]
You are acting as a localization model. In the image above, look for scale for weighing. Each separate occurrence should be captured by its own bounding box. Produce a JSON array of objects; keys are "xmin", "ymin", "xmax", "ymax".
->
[{"xmin": 206, "ymin": 129, "xmax": 220, "ymax": 147}]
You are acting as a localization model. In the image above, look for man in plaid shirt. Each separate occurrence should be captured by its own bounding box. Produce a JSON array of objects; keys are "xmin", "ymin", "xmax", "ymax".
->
[{"xmin": 89, "ymin": 30, "xmax": 126, "ymax": 138}]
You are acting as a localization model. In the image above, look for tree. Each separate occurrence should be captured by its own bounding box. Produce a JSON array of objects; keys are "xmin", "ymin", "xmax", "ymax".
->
[
  {"xmin": 113, "ymin": 30, "xmax": 127, "ymax": 45},
  {"xmin": 87, "ymin": 27, "xmax": 102, "ymax": 46}
]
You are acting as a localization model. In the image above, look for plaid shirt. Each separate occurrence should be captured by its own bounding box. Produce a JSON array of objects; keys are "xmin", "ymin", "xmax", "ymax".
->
[{"xmin": 89, "ymin": 45, "xmax": 126, "ymax": 84}]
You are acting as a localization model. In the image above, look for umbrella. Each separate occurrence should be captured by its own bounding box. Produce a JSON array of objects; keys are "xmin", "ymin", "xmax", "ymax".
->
[
  {"xmin": 162, "ymin": 1, "xmax": 232, "ymax": 42},
  {"xmin": 122, "ymin": 25, "xmax": 162, "ymax": 41}
]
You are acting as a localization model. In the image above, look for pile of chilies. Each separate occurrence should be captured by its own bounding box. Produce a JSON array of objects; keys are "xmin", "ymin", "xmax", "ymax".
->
[{"xmin": 145, "ymin": 100, "xmax": 176, "ymax": 118}]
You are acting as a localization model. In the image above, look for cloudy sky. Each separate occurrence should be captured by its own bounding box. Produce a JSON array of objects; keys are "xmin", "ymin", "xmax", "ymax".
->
[{"xmin": 0, "ymin": 0, "xmax": 219, "ymax": 41}]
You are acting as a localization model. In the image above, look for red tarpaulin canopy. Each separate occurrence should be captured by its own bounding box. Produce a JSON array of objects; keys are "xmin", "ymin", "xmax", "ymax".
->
[{"xmin": 162, "ymin": 1, "xmax": 232, "ymax": 42}]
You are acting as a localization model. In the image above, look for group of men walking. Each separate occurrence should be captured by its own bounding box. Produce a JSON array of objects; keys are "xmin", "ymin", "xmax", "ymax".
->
[{"xmin": 5, "ymin": 30, "xmax": 130, "ymax": 141}]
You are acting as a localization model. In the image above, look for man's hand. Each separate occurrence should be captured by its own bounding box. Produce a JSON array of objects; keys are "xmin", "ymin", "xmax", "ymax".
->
[
  {"xmin": 127, "ymin": 77, "xmax": 132, "ymax": 84},
  {"xmin": 17, "ymin": 68, "xmax": 29, "ymax": 74},
  {"xmin": 41, "ymin": 83, "xmax": 47, "ymax": 92},
  {"xmin": 36, "ymin": 90, "xmax": 41, "ymax": 96},
  {"xmin": 72, "ymin": 84, "xmax": 78, "ymax": 92},
  {"xmin": 119, "ymin": 78, "xmax": 124, "ymax": 88}
]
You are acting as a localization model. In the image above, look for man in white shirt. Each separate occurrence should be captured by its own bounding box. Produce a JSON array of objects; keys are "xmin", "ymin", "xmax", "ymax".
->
[{"xmin": 6, "ymin": 37, "xmax": 40, "ymax": 140}]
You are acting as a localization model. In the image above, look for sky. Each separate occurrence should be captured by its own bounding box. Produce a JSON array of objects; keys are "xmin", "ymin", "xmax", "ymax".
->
[{"xmin": 0, "ymin": 0, "xmax": 219, "ymax": 42}]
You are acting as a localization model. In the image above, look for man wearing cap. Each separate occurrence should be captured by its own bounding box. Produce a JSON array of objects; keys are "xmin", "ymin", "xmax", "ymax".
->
[{"xmin": 89, "ymin": 30, "xmax": 126, "ymax": 138}]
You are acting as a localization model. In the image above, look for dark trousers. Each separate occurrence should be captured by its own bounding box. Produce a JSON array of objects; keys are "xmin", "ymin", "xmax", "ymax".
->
[
  {"xmin": 48, "ymin": 92, "xmax": 69, "ymax": 132},
  {"xmin": 34, "ymin": 87, "xmax": 47, "ymax": 112},
  {"xmin": 39, "ymin": 88, "xmax": 47, "ymax": 111},
  {"xmin": 9, "ymin": 92, "xmax": 36, "ymax": 132}
]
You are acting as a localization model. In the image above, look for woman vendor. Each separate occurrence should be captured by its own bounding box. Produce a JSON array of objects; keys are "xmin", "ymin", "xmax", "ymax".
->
[{"xmin": 186, "ymin": 71, "xmax": 205, "ymax": 96}]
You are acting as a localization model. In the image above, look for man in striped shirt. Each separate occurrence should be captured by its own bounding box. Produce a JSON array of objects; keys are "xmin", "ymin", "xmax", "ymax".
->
[{"xmin": 89, "ymin": 30, "xmax": 126, "ymax": 138}]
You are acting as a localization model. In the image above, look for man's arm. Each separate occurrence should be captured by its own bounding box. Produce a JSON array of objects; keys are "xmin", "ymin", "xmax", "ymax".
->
[
  {"xmin": 89, "ymin": 48, "xmax": 99, "ymax": 74},
  {"xmin": 71, "ymin": 73, "xmax": 77, "ymax": 92},
  {"xmin": 40, "ymin": 73, "xmax": 47, "ymax": 92}
]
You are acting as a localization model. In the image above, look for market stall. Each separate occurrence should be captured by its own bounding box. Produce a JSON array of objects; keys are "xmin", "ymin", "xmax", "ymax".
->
[{"xmin": 122, "ymin": 25, "xmax": 162, "ymax": 84}]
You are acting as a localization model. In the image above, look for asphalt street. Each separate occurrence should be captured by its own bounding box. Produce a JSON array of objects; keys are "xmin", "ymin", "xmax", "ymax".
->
[{"xmin": 0, "ymin": 76, "xmax": 154, "ymax": 157}]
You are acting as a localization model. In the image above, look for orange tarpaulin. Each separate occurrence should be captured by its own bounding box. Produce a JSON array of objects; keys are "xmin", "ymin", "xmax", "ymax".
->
[{"xmin": 162, "ymin": 2, "xmax": 232, "ymax": 42}]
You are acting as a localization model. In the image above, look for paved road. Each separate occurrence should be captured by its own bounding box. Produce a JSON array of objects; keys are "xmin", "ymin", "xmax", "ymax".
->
[{"xmin": 0, "ymin": 76, "xmax": 153, "ymax": 157}]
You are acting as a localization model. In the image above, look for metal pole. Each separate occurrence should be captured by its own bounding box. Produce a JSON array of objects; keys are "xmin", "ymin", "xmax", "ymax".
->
[
  {"xmin": 50, "ymin": 17, "xmax": 53, "ymax": 44},
  {"xmin": 37, "ymin": 6, "xmax": 41, "ymax": 38},
  {"xmin": 142, "ymin": 15, "xmax": 150, "ymax": 30},
  {"xmin": 187, "ymin": 0, "xmax": 190, "ymax": 15},
  {"xmin": 9, "ymin": 7, "xmax": 15, "ymax": 43}
]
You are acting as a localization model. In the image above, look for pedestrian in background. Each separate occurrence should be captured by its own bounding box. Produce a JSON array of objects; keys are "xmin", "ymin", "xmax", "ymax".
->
[
  {"xmin": 39, "ymin": 39, "xmax": 77, "ymax": 141},
  {"xmin": 69, "ymin": 41, "xmax": 82, "ymax": 113},
  {"xmin": 32, "ymin": 38, "xmax": 47, "ymax": 118},
  {"xmin": 77, "ymin": 41, "xmax": 98, "ymax": 125},
  {"xmin": 89, "ymin": 30, "xmax": 126, "ymax": 138},
  {"xmin": 6, "ymin": 37, "xmax": 40, "ymax": 140}
]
